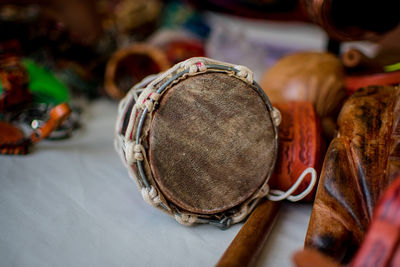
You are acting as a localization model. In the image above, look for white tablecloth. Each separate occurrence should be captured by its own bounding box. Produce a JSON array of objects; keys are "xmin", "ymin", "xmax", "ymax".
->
[{"xmin": 0, "ymin": 100, "xmax": 313, "ymax": 267}]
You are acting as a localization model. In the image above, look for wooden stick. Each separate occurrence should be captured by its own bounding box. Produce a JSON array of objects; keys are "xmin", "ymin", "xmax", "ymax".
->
[{"xmin": 216, "ymin": 199, "xmax": 281, "ymax": 267}]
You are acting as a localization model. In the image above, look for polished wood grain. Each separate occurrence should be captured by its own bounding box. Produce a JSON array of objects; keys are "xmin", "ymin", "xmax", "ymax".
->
[
  {"xmin": 216, "ymin": 199, "xmax": 281, "ymax": 267},
  {"xmin": 305, "ymin": 85, "xmax": 400, "ymax": 263},
  {"xmin": 293, "ymin": 248, "xmax": 342, "ymax": 267}
]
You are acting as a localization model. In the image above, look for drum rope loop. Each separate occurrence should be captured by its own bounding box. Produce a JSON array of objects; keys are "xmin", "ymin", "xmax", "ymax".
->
[
  {"xmin": 141, "ymin": 186, "xmax": 162, "ymax": 206},
  {"xmin": 174, "ymin": 214, "xmax": 197, "ymax": 226},
  {"xmin": 267, "ymin": 167, "xmax": 317, "ymax": 202},
  {"xmin": 231, "ymin": 204, "xmax": 250, "ymax": 224},
  {"xmin": 271, "ymin": 107, "xmax": 282, "ymax": 127},
  {"xmin": 234, "ymin": 65, "xmax": 254, "ymax": 83},
  {"xmin": 125, "ymin": 141, "xmax": 144, "ymax": 163},
  {"xmin": 145, "ymin": 101, "xmax": 155, "ymax": 112},
  {"xmin": 149, "ymin": 92, "xmax": 161, "ymax": 101},
  {"xmin": 183, "ymin": 58, "xmax": 207, "ymax": 74}
]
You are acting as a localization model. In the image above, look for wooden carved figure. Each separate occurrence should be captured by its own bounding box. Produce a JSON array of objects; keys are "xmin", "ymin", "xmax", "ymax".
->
[{"xmin": 305, "ymin": 85, "xmax": 400, "ymax": 263}]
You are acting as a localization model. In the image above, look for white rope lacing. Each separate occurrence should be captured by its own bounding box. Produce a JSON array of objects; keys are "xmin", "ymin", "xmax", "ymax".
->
[
  {"xmin": 267, "ymin": 167, "xmax": 317, "ymax": 202},
  {"xmin": 234, "ymin": 65, "xmax": 254, "ymax": 83},
  {"xmin": 141, "ymin": 186, "xmax": 162, "ymax": 206},
  {"xmin": 230, "ymin": 204, "xmax": 249, "ymax": 224},
  {"xmin": 122, "ymin": 57, "xmax": 255, "ymax": 142},
  {"xmin": 271, "ymin": 108, "xmax": 281, "ymax": 127},
  {"xmin": 125, "ymin": 142, "xmax": 144, "ymax": 164},
  {"xmin": 174, "ymin": 213, "xmax": 197, "ymax": 226}
]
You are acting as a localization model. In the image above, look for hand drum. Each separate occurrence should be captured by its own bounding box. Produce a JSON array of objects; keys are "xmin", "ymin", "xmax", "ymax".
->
[{"xmin": 115, "ymin": 57, "xmax": 281, "ymax": 228}]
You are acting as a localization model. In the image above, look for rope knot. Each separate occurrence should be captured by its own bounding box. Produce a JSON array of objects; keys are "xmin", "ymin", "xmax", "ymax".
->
[
  {"xmin": 133, "ymin": 144, "xmax": 142, "ymax": 152},
  {"xmin": 145, "ymin": 100, "xmax": 154, "ymax": 112},
  {"xmin": 140, "ymin": 92, "xmax": 161, "ymax": 112},
  {"xmin": 183, "ymin": 59, "xmax": 207, "ymax": 74},
  {"xmin": 125, "ymin": 142, "xmax": 144, "ymax": 163},
  {"xmin": 134, "ymin": 144, "xmax": 144, "ymax": 161},
  {"xmin": 142, "ymin": 186, "xmax": 162, "ymax": 206},
  {"xmin": 174, "ymin": 213, "xmax": 196, "ymax": 226},
  {"xmin": 271, "ymin": 108, "xmax": 281, "ymax": 127},
  {"xmin": 234, "ymin": 65, "xmax": 254, "ymax": 83},
  {"xmin": 149, "ymin": 92, "xmax": 161, "ymax": 102}
]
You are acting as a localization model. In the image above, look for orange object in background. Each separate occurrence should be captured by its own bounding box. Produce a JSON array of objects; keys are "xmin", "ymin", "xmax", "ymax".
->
[
  {"xmin": 104, "ymin": 44, "xmax": 170, "ymax": 100},
  {"xmin": 260, "ymin": 52, "xmax": 346, "ymax": 139},
  {"xmin": 0, "ymin": 103, "xmax": 71, "ymax": 155},
  {"xmin": 345, "ymin": 70, "xmax": 400, "ymax": 95},
  {"xmin": 0, "ymin": 55, "xmax": 31, "ymax": 112}
]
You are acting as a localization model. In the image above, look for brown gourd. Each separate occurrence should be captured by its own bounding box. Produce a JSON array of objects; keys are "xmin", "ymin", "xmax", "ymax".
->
[{"xmin": 260, "ymin": 51, "xmax": 346, "ymax": 138}]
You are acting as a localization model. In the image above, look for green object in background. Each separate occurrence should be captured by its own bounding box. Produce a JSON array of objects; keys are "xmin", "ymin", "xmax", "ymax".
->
[
  {"xmin": 0, "ymin": 58, "xmax": 70, "ymax": 104},
  {"xmin": 384, "ymin": 62, "xmax": 400, "ymax": 73},
  {"xmin": 23, "ymin": 59, "xmax": 70, "ymax": 104}
]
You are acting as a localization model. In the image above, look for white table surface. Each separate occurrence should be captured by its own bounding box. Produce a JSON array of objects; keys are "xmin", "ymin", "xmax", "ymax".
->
[{"xmin": 0, "ymin": 100, "xmax": 313, "ymax": 267}]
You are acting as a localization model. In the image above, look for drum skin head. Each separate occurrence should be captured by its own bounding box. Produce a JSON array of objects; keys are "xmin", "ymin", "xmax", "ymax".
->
[{"xmin": 148, "ymin": 72, "xmax": 276, "ymax": 214}]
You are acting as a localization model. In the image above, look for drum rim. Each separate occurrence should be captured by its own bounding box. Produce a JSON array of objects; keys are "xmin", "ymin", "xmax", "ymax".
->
[{"xmin": 116, "ymin": 58, "xmax": 280, "ymax": 228}]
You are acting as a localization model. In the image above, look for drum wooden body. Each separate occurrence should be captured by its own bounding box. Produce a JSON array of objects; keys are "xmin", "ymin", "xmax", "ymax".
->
[
  {"xmin": 269, "ymin": 102, "xmax": 323, "ymax": 201},
  {"xmin": 115, "ymin": 57, "xmax": 280, "ymax": 227}
]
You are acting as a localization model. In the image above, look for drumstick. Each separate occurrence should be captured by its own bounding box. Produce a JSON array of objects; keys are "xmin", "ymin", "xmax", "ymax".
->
[{"xmin": 216, "ymin": 199, "xmax": 281, "ymax": 267}]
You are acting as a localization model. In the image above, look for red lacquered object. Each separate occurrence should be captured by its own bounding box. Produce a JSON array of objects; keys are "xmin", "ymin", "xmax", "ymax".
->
[
  {"xmin": 346, "ymin": 70, "xmax": 400, "ymax": 95},
  {"xmin": 351, "ymin": 175, "xmax": 400, "ymax": 267},
  {"xmin": 269, "ymin": 101, "xmax": 323, "ymax": 201}
]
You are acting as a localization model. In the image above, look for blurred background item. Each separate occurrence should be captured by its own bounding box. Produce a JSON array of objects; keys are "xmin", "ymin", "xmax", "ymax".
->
[
  {"xmin": 104, "ymin": 44, "xmax": 170, "ymax": 100},
  {"xmin": 0, "ymin": 102, "xmax": 71, "ymax": 155},
  {"xmin": 301, "ymin": 0, "xmax": 400, "ymax": 41},
  {"xmin": 260, "ymin": 52, "xmax": 346, "ymax": 139},
  {"xmin": 186, "ymin": 0, "xmax": 308, "ymax": 21}
]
